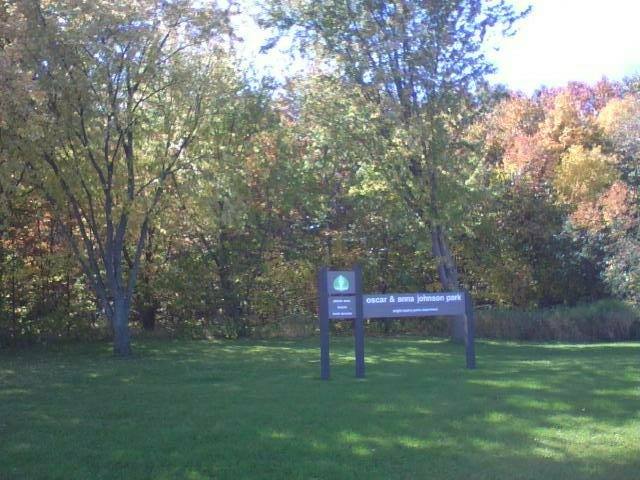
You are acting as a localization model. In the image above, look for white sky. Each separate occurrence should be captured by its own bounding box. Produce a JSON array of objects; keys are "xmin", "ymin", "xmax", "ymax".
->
[
  {"xmin": 487, "ymin": 0, "xmax": 640, "ymax": 93},
  {"xmin": 233, "ymin": 0, "xmax": 640, "ymax": 93}
]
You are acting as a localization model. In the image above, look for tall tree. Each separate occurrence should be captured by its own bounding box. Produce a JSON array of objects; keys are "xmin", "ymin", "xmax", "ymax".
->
[
  {"xmin": 262, "ymin": 0, "xmax": 528, "ymax": 295},
  {"xmin": 171, "ymin": 65, "xmax": 282, "ymax": 336},
  {"xmin": 1, "ymin": 0, "xmax": 229, "ymax": 354}
]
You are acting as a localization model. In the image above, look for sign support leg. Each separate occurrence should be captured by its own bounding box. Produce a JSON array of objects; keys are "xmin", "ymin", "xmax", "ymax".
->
[
  {"xmin": 319, "ymin": 267, "xmax": 330, "ymax": 380},
  {"xmin": 354, "ymin": 265, "xmax": 365, "ymax": 378},
  {"xmin": 464, "ymin": 290, "xmax": 476, "ymax": 370}
]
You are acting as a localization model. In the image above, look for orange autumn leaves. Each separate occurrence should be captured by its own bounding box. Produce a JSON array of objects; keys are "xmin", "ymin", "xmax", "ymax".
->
[{"xmin": 481, "ymin": 81, "xmax": 638, "ymax": 232}]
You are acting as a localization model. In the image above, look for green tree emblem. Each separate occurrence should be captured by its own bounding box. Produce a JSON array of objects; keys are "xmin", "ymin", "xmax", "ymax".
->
[{"xmin": 333, "ymin": 275, "xmax": 350, "ymax": 292}]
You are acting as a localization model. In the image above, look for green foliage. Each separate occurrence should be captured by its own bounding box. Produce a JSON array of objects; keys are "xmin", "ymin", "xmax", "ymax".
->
[
  {"xmin": 2, "ymin": 0, "xmax": 640, "ymax": 344},
  {"xmin": 0, "ymin": 0, "xmax": 233, "ymax": 354},
  {"xmin": 469, "ymin": 81, "xmax": 640, "ymax": 307},
  {"xmin": 598, "ymin": 95, "xmax": 640, "ymax": 177},
  {"xmin": 466, "ymin": 181, "xmax": 607, "ymax": 307},
  {"xmin": 554, "ymin": 146, "xmax": 618, "ymax": 205},
  {"xmin": 262, "ymin": 0, "xmax": 530, "ymax": 292},
  {"xmin": 0, "ymin": 195, "xmax": 102, "ymax": 347},
  {"xmin": 604, "ymin": 233, "xmax": 640, "ymax": 305}
]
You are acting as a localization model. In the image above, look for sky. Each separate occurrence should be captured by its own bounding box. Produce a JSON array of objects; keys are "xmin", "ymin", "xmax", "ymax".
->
[
  {"xmin": 233, "ymin": 0, "xmax": 640, "ymax": 94},
  {"xmin": 487, "ymin": 0, "xmax": 640, "ymax": 93}
]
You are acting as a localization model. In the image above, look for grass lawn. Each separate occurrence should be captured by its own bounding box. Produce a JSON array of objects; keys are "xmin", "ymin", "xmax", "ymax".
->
[{"xmin": 0, "ymin": 337, "xmax": 638, "ymax": 479}]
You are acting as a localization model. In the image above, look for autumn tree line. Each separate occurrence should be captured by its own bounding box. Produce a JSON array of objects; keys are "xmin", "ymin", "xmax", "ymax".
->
[{"xmin": 1, "ymin": 1, "xmax": 639, "ymax": 352}]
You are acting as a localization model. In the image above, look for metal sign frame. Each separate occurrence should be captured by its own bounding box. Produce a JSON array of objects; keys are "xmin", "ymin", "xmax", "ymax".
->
[{"xmin": 318, "ymin": 266, "xmax": 476, "ymax": 380}]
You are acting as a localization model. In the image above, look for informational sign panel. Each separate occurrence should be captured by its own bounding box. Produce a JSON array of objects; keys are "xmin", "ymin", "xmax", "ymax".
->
[
  {"xmin": 329, "ymin": 296, "xmax": 356, "ymax": 319},
  {"xmin": 327, "ymin": 271, "xmax": 356, "ymax": 295},
  {"xmin": 363, "ymin": 292, "xmax": 466, "ymax": 318}
]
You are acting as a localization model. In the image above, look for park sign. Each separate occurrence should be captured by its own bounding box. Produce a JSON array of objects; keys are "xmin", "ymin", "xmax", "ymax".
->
[
  {"xmin": 318, "ymin": 267, "xmax": 476, "ymax": 380},
  {"xmin": 329, "ymin": 292, "xmax": 465, "ymax": 319},
  {"xmin": 363, "ymin": 292, "xmax": 465, "ymax": 318}
]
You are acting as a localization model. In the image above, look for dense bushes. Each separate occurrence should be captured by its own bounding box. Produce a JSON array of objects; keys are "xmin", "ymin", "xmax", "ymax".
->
[
  {"xmin": 476, "ymin": 299, "xmax": 640, "ymax": 342},
  {"xmin": 5, "ymin": 299, "xmax": 639, "ymax": 346},
  {"xmin": 194, "ymin": 299, "xmax": 640, "ymax": 342}
]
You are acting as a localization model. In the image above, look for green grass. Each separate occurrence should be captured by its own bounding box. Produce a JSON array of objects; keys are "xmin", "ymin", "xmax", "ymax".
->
[{"xmin": 1, "ymin": 338, "xmax": 639, "ymax": 480}]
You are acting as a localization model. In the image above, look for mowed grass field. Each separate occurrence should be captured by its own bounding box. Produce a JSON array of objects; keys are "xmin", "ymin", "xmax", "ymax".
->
[{"xmin": 0, "ymin": 337, "xmax": 638, "ymax": 480}]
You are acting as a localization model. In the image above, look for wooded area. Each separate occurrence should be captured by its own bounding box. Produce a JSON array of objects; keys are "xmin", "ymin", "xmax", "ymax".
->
[{"xmin": 1, "ymin": 1, "xmax": 639, "ymax": 353}]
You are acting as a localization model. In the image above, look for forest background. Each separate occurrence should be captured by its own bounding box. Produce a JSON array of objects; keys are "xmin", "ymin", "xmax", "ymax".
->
[{"xmin": 1, "ymin": 0, "xmax": 640, "ymax": 352}]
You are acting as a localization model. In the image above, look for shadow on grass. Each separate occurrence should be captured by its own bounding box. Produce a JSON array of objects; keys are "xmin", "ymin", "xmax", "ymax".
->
[{"xmin": 1, "ymin": 338, "xmax": 638, "ymax": 479}]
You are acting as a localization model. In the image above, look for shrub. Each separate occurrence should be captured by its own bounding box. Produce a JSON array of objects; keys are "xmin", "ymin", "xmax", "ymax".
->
[{"xmin": 476, "ymin": 299, "xmax": 640, "ymax": 341}]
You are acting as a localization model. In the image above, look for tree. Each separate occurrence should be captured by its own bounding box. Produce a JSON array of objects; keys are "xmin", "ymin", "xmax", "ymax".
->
[
  {"xmin": 169, "ymin": 65, "xmax": 283, "ymax": 336},
  {"xmin": 1, "ymin": 0, "xmax": 229, "ymax": 354},
  {"xmin": 596, "ymin": 92, "xmax": 640, "ymax": 303},
  {"xmin": 598, "ymin": 94, "xmax": 640, "ymax": 188},
  {"xmin": 554, "ymin": 145, "xmax": 618, "ymax": 206},
  {"xmin": 262, "ymin": 1, "xmax": 528, "ymax": 295}
]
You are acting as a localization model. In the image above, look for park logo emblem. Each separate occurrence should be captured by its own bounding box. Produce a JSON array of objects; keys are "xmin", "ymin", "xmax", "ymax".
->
[{"xmin": 333, "ymin": 275, "xmax": 350, "ymax": 292}]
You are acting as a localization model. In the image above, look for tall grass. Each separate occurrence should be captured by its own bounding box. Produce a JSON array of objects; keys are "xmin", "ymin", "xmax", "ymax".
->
[
  {"xmin": 476, "ymin": 299, "xmax": 640, "ymax": 342},
  {"xmin": 8, "ymin": 299, "xmax": 638, "ymax": 346},
  {"xmin": 235, "ymin": 300, "xmax": 640, "ymax": 342}
]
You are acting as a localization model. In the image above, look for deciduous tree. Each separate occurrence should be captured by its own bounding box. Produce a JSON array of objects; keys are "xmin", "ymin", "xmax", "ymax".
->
[
  {"xmin": 1, "ymin": 0, "xmax": 230, "ymax": 354},
  {"xmin": 262, "ymin": 0, "xmax": 528, "ymax": 295}
]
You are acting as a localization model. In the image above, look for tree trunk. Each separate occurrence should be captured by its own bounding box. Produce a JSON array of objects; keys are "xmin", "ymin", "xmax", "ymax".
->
[
  {"xmin": 0, "ymin": 243, "xmax": 4, "ymax": 339},
  {"xmin": 215, "ymin": 227, "xmax": 246, "ymax": 337},
  {"xmin": 431, "ymin": 225, "xmax": 459, "ymax": 290},
  {"xmin": 140, "ymin": 303, "xmax": 157, "ymax": 331},
  {"xmin": 431, "ymin": 225, "xmax": 465, "ymax": 343},
  {"xmin": 134, "ymin": 273, "xmax": 157, "ymax": 332},
  {"xmin": 112, "ymin": 296, "xmax": 132, "ymax": 356},
  {"xmin": 11, "ymin": 267, "xmax": 17, "ymax": 342},
  {"xmin": 219, "ymin": 266, "xmax": 245, "ymax": 336},
  {"xmin": 138, "ymin": 227, "xmax": 156, "ymax": 332}
]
